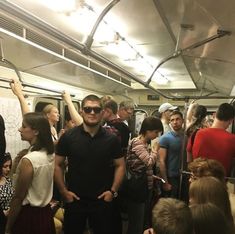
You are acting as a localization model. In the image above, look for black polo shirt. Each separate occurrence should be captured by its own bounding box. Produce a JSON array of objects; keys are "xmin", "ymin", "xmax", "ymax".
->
[{"xmin": 56, "ymin": 125, "xmax": 122, "ymax": 200}]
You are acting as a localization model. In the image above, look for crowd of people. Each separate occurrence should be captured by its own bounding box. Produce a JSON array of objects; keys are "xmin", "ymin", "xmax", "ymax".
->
[{"xmin": 1, "ymin": 79, "xmax": 235, "ymax": 234}]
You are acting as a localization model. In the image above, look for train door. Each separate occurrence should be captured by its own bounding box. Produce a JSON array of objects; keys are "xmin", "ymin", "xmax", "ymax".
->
[{"xmin": 130, "ymin": 109, "xmax": 148, "ymax": 138}]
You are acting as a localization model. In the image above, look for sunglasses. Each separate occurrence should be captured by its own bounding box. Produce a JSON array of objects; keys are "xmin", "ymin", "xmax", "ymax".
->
[{"xmin": 83, "ymin": 106, "xmax": 102, "ymax": 114}]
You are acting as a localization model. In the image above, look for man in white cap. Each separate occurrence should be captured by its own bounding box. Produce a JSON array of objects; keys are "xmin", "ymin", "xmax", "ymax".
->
[{"xmin": 159, "ymin": 103, "xmax": 178, "ymax": 133}]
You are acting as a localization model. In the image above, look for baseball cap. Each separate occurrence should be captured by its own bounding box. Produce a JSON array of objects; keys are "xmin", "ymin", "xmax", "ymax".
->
[{"xmin": 159, "ymin": 103, "xmax": 178, "ymax": 113}]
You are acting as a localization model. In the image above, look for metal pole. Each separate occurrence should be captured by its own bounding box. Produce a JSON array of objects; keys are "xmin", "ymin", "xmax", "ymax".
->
[
  {"xmin": 0, "ymin": 77, "xmax": 75, "ymax": 97},
  {"xmin": 178, "ymin": 99, "xmax": 189, "ymax": 200},
  {"xmin": 83, "ymin": 0, "xmax": 120, "ymax": 51},
  {"xmin": 146, "ymin": 29, "xmax": 231, "ymax": 85}
]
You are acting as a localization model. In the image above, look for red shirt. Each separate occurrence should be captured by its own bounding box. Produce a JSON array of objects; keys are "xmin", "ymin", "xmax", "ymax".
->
[{"xmin": 192, "ymin": 128, "xmax": 235, "ymax": 175}]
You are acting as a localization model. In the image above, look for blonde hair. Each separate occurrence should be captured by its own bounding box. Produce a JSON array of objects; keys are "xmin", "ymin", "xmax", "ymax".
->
[
  {"xmin": 189, "ymin": 176, "xmax": 233, "ymax": 224},
  {"xmin": 42, "ymin": 104, "xmax": 57, "ymax": 116}
]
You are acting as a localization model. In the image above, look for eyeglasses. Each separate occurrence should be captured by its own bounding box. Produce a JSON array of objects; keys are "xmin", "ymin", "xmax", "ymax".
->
[
  {"xmin": 83, "ymin": 106, "xmax": 102, "ymax": 114},
  {"xmin": 181, "ymin": 170, "xmax": 198, "ymax": 181}
]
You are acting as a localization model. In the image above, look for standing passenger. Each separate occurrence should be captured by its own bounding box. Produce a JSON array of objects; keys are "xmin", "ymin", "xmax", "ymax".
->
[
  {"xmin": 192, "ymin": 103, "xmax": 235, "ymax": 175},
  {"xmin": 102, "ymin": 98, "xmax": 130, "ymax": 154},
  {"xmin": 126, "ymin": 116, "xmax": 163, "ymax": 234},
  {"xmin": 117, "ymin": 100, "xmax": 134, "ymax": 126},
  {"xmin": 158, "ymin": 110, "xmax": 184, "ymax": 198},
  {"xmin": 5, "ymin": 112, "xmax": 55, "ymax": 234},
  {"xmin": 158, "ymin": 102, "xmax": 178, "ymax": 133},
  {"xmin": 54, "ymin": 94, "xmax": 125, "ymax": 234}
]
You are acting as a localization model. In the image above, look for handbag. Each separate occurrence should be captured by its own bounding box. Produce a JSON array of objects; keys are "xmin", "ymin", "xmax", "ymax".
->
[{"xmin": 122, "ymin": 139, "xmax": 149, "ymax": 203}]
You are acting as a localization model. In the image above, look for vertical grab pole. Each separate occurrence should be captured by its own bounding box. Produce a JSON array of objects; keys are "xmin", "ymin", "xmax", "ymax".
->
[{"xmin": 178, "ymin": 99, "xmax": 189, "ymax": 200}]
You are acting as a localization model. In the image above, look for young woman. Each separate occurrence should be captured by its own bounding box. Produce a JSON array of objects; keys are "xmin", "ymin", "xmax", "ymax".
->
[
  {"xmin": 42, "ymin": 104, "xmax": 60, "ymax": 142},
  {"xmin": 189, "ymin": 176, "xmax": 234, "ymax": 233},
  {"xmin": 5, "ymin": 112, "xmax": 55, "ymax": 234},
  {"xmin": 125, "ymin": 116, "xmax": 163, "ymax": 234},
  {"xmin": 0, "ymin": 153, "xmax": 14, "ymax": 234},
  {"xmin": 190, "ymin": 203, "xmax": 232, "ymax": 234}
]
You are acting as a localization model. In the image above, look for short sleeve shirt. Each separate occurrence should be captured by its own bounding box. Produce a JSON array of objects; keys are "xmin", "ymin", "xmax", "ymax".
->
[
  {"xmin": 56, "ymin": 125, "xmax": 122, "ymax": 200},
  {"xmin": 159, "ymin": 131, "xmax": 183, "ymax": 177}
]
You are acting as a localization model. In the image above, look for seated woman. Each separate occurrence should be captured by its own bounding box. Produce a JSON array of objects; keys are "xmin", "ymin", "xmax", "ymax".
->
[
  {"xmin": 0, "ymin": 153, "xmax": 14, "ymax": 234},
  {"xmin": 190, "ymin": 203, "xmax": 232, "ymax": 234},
  {"xmin": 189, "ymin": 176, "xmax": 235, "ymax": 233}
]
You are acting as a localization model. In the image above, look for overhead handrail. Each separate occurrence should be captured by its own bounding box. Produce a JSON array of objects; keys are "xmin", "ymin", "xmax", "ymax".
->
[
  {"xmin": 0, "ymin": 2, "xmax": 234, "ymax": 100},
  {"xmin": 146, "ymin": 29, "xmax": 231, "ymax": 85},
  {"xmin": 83, "ymin": 0, "xmax": 120, "ymax": 51},
  {"xmin": 0, "ymin": 77, "xmax": 76, "ymax": 97}
]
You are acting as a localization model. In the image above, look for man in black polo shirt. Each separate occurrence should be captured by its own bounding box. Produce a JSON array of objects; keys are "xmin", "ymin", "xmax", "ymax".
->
[{"xmin": 55, "ymin": 94, "xmax": 125, "ymax": 234}]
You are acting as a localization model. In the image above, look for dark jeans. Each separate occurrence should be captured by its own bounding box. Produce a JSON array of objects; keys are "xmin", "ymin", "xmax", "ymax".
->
[{"xmin": 64, "ymin": 199, "xmax": 113, "ymax": 234}]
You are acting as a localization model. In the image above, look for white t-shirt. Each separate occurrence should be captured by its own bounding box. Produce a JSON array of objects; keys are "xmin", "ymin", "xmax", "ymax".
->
[{"xmin": 15, "ymin": 150, "xmax": 54, "ymax": 207}]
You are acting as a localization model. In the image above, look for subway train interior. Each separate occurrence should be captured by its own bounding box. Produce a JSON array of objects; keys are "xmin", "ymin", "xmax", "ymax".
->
[
  {"xmin": 1, "ymin": 0, "xmax": 235, "ymax": 156},
  {"xmin": 1, "ymin": 1, "xmax": 235, "ymax": 234}
]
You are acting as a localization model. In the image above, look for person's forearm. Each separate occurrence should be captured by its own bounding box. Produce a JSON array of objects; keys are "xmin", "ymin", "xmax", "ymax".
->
[
  {"xmin": 159, "ymin": 161, "xmax": 168, "ymax": 182},
  {"xmin": 54, "ymin": 165, "xmax": 67, "ymax": 195},
  {"xmin": 111, "ymin": 162, "xmax": 125, "ymax": 192}
]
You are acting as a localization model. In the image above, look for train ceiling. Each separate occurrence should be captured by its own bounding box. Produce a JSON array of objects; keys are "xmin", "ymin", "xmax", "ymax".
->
[{"xmin": 0, "ymin": 0, "xmax": 235, "ymax": 99}]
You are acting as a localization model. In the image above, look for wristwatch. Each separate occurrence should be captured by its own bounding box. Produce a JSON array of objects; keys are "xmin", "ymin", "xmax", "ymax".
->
[{"xmin": 110, "ymin": 190, "xmax": 118, "ymax": 198}]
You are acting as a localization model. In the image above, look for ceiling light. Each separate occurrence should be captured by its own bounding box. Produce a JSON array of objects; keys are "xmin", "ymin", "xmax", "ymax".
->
[
  {"xmin": 40, "ymin": 0, "xmax": 77, "ymax": 12},
  {"xmin": 152, "ymin": 73, "xmax": 169, "ymax": 85}
]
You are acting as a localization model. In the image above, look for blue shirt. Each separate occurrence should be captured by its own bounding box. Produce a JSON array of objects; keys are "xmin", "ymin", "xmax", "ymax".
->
[{"xmin": 159, "ymin": 131, "xmax": 183, "ymax": 177}]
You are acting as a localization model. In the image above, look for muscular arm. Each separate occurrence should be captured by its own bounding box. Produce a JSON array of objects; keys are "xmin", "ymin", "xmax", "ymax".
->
[
  {"xmin": 159, "ymin": 147, "xmax": 172, "ymax": 191},
  {"xmin": 54, "ymin": 155, "xmax": 79, "ymax": 202},
  {"xmin": 111, "ymin": 157, "xmax": 125, "ymax": 192},
  {"xmin": 54, "ymin": 155, "xmax": 67, "ymax": 195},
  {"xmin": 158, "ymin": 147, "xmax": 168, "ymax": 182},
  {"xmin": 5, "ymin": 158, "xmax": 33, "ymax": 233}
]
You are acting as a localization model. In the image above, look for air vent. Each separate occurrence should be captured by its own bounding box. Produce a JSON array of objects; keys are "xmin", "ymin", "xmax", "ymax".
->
[
  {"xmin": 0, "ymin": 16, "xmax": 23, "ymax": 37},
  {"xmin": 65, "ymin": 49, "xmax": 88, "ymax": 67},
  {"xmin": 121, "ymin": 77, "xmax": 131, "ymax": 86},
  {"xmin": 90, "ymin": 62, "xmax": 107, "ymax": 76},
  {"xmin": 0, "ymin": 13, "xmax": 132, "ymax": 88},
  {"xmin": 27, "ymin": 29, "xmax": 62, "ymax": 55}
]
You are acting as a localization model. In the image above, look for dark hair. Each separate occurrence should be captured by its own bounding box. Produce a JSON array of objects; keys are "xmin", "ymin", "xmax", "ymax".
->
[
  {"xmin": 152, "ymin": 198, "xmax": 193, "ymax": 234},
  {"xmin": 216, "ymin": 103, "xmax": 235, "ymax": 121},
  {"xmin": 23, "ymin": 112, "xmax": 54, "ymax": 154},
  {"xmin": 64, "ymin": 108, "xmax": 72, "ymax": 122},
  {"xmin": 0, "ymin": 152, "xmax": 12, "ymax": 177},
  {"xmin": 139, "ymin": 116, "xmax": 163, "ymax": 135},
  {"xmin": 103, "ymin": 99, "xmax": 118, "ymax": 114},
  {"xmin": 170, "ymin": 110, "xmax": 183, "ymax": 119},
  {"xmin": 186, "ymin": 105, "xmax": 207, "ymax": 136},
  {"xmin": 81, "ymin": 94, "xmax": 102, "ymax": 109}
]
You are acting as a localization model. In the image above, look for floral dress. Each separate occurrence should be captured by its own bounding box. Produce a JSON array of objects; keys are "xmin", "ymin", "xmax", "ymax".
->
[{"xmin": 0, "ymin": 177, "xmax": 14, "ymax": 211}]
